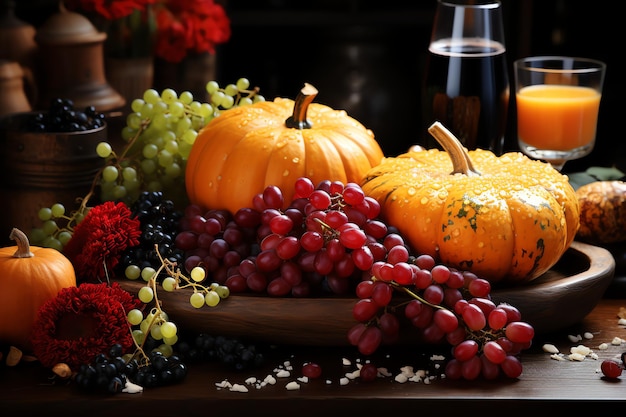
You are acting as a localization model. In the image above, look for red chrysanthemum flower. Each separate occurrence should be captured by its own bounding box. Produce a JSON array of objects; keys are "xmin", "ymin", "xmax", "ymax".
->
[
  {"xmin": 155, "ymin": 0, "xmax": 230, "ymax": 63},
  {"xmin": 65, "ymin": 0, "xmax": 156, "ymax": 20},
  {"xmin": 30, "ymin": 282, "xmax": 142, "ymax": 370},
  {"xmin": 65, "ymin": 0, "xmax": 230, "ymax": 62},
  {"xmin": 63, "ymin": 201, "xmax": 141, "ymax": 283},
  {"xmin": 155, "ymin": 8, "xmax": 188, "ymax": 63}
]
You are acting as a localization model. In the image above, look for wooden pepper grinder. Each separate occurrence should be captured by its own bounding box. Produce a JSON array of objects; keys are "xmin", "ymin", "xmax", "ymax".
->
[
  {"xmin": 34, "ymin": 1, "xmax": 124, "ymax": 111},
  {"xmin": 0, "ymin": 59, "xmax": 32, "ymax": 116}
]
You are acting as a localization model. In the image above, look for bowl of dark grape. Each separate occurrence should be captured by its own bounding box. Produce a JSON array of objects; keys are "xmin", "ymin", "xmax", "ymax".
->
[
  {"xmin": 0, "ymin": 98, "xmax": 107, "ymax": 241},
  {"xmin": 7, "ymin": 97, "xmax": 107, "ymax": 133}
]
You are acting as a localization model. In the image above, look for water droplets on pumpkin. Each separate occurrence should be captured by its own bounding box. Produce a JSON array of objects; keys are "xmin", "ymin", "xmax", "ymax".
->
[{"xmin": 277, "ymin": 133, "xmax": 302, "ymax": 149}]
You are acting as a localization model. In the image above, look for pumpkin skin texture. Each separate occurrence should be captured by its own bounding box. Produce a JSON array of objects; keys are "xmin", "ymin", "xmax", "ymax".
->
[
  {"xmin": 185, "ymin": 84, "xmax": 384, "ymax": 214},
  {"xmin": 361, "ymin": 122, "xmax": 579, "ymax": 285},
  {"xmin": 576, "ymin": 180, "xmax": 626, "ymax": 244},
  {"xmin": 0, "ymin": 228, "xmax": 77, "ymax": 351}
]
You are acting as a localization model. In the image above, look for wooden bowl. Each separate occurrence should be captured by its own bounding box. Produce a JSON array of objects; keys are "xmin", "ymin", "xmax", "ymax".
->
[{"xmin": 116, "ymin": 241, "xmax": 615, "ymax": 346}]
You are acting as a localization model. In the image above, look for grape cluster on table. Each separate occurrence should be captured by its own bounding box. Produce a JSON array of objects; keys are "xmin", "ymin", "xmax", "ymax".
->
[
  {"xmin": 73, "ymin": 333, "xmax": 265, "ymax": 394},
  {"xmin": 74, "ymin": 343, "xmax": 187, "ymax": 394}
]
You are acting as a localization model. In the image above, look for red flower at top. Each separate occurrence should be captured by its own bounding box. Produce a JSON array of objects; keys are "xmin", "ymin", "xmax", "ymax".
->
[
  {"xmin": 155, "ymin": 0, "xmax": 231, "ymax": 63},
  {"xmin": 65, "ymin": 0, "xmax": 156, "ymax": 20},
  {"xmin": 63, "ymin": 201, "xmax": 141, "ymax": 283}
]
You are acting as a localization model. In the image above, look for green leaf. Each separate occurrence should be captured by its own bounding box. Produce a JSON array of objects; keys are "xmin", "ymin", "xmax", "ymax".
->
[
  {"xmin": 568, "ymin": 166, "xmax": 625, "ymax": 190},
  {"xmin": 585, "ymin": 166, "xmax": 625, "ymax": 180}
]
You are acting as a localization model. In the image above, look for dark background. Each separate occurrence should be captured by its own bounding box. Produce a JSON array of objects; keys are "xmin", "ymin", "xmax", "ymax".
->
[{"xmin": 11, "ymin": 0, "xmax": 623, "ymax": 175}]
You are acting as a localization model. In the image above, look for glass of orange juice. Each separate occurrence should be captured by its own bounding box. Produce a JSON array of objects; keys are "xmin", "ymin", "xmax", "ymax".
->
[{"xmin": 514, "ymin": 56, "xmax": 606, "ymax": 170}]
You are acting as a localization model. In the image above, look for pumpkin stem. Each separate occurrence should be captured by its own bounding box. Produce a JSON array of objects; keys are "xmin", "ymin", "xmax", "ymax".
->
[
  {"xmin": 9, "ymin": 228, "xmax": 35, "ymax": 258},
  {"xmin": 285, "ymin": 83, "xmax": 318, "ymax": 130},
  {"xmin": 428, "ymin": 121, "xmax": 480, "ymax": 176}
]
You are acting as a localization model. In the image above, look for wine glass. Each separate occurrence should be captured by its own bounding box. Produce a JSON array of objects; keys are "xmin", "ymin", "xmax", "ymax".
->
[
  {"xmin": 514, "ymin": 56, "xmax": 606, "ymax": 171},
  {"xmin": 422, "ymin": 0, "xmax": 509, "ymax": 154}
]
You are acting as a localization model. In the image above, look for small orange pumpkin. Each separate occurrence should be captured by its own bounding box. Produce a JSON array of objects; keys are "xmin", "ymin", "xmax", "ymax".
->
[
  {"xmin": 0, "ymin": 228, "xmax": 76, "ymax": 351},
  {"xmin": 361, "ymin": 122, "xmax": 579, "ymax": 285},
  {"xmin": 185, "ymin": 83, "xmax": 384, "ymax": 214}
]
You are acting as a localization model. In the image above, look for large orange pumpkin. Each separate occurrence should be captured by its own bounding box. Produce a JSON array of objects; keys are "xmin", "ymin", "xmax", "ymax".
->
[
  {"xmin": 361, "ymin": 122, "xmax": 579, "ymax": 285},
  {"xmin": 0, "ymin": 228, "xmax": 77, "ymax": 351},
  {"xmin": 185, "ymin": 83, "xmax": 384, "ymax": 214}
]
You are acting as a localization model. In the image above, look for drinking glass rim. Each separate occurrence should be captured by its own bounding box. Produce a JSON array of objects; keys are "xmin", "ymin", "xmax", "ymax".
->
[
  {"xmin": 514, "ymin": 56, "xmax": 606, "ymax": 74},
  {"xmin": 439, "ymin": 0, "xmax": 501, "ymax": 9}
]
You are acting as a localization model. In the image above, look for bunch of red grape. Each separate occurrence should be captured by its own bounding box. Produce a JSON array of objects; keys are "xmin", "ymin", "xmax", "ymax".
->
[
  {"xmin": 350, "ymin": 261, "xmax": 534, "ymax": 379},
  {"xmin": 174, "ymin": 177, "xmax": 535, "ymax": 380},
  {"xmin": 177, "ymin": 177, "xmax": 401, "ymax": 297}
]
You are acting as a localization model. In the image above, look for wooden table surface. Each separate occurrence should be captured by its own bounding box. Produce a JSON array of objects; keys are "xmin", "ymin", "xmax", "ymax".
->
[{"xmin": 3, "ymin": 291, "xmax": 626, "ymax": 416}]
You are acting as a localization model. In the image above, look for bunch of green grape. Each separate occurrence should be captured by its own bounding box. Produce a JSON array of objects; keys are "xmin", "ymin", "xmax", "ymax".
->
[{"xmin": 97, "ymin": 78, "xmax": 265, "ymax": 208}]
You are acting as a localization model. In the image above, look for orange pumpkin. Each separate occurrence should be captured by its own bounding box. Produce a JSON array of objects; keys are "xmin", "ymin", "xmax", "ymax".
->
[
  {"xmin": 185, "ymin": 83, "xmax": 384, "ymax": 214},
  {"xmin": 0, "ymin": 228, "xmax": 76, "ymax": 351},
  {"xmin": 361, "ymin": 122, "xmax": 579, "ymax": 284}
]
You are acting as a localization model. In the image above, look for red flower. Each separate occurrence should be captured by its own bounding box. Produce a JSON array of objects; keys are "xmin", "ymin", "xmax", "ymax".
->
[
  {"xmin": 64, "ymin": 201, "xmax": 141, "ymax": 283},
  {"xmin": 155, "ymin": 0, "xmax": 230, "ymax": 63},
  {"xmin": 65, "ymin": 0, "xmax": 230, "ymax": 62},
  {"xmin": 30, "ymin": 282, "xmax": 142, "ymax": 370},
  {"xmin": 65, "ymin": 0, "xmax": 156, "ymax": 20},
  {"xmin": 155, "ymin": 8, "xmax": 188, "ymax": 62}
]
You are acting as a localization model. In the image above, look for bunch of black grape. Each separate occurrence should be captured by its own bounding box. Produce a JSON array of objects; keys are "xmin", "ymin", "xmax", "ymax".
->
[
  {"xmin": 119, "ymin": 191, "xmax": 185, "ymax": 278},
  {"xmin": 73, "ymin": 344, "xmax": 187, "ymax": 394},
  {"xmin": 24, "ymin": 97, "xmax": 106, "ymax": 132},
  {"xmin": 175, "ymin": 333, "xmax": 266, "ymax": 371},
  {"xmin": 176, "ymin": 177, "xmax": 402, "ymax": 297}
]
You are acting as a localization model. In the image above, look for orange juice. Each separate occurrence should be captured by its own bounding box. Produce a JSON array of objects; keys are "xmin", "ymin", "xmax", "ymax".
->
[{"xmin": 516, "ymin": 84, "xmax": 601, "ymax": 151}]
